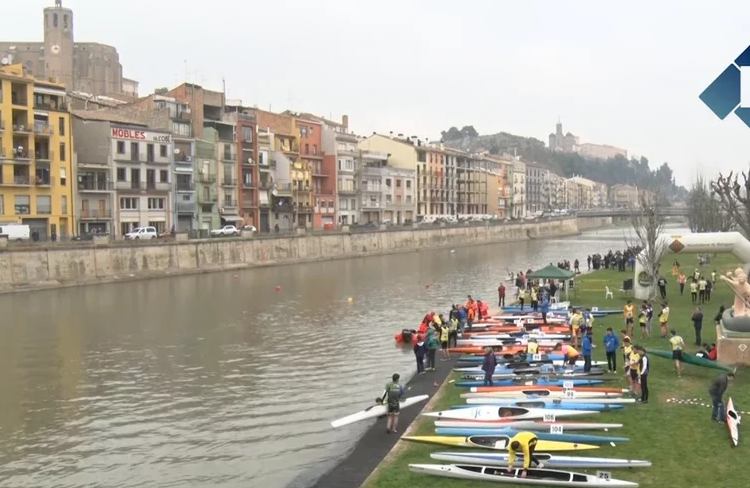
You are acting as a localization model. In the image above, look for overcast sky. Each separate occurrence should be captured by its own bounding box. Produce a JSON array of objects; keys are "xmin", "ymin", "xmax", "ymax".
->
[{"xmin": 5, "ymin": 0, "xmax": 750, "ymax": 186}]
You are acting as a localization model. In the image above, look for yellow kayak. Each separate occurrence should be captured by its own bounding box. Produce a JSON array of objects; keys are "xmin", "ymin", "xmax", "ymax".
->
[{"xmin": 402, "ymin": 435, "xmax": 598, "ymax": 452}]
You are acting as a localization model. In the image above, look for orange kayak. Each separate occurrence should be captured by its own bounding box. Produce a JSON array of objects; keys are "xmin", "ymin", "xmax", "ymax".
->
[
  {"xmin": 471, "ymin": 385, "xmax": 626, "ymax": 394},
  {"xmin": 464, "ymin": 326, "xmax": 570, "ymax": 337}
]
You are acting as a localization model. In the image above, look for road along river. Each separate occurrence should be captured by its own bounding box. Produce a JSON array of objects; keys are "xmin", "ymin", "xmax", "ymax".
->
[{"xmin": 0, "ymin": 227, "xmax": 637, "ymax": 488}]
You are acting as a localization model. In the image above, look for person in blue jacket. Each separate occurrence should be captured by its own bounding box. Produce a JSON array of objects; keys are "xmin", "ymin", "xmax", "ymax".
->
[
  {"xmin": 603, "ymin": 327, "xmax": 620, "ymax": 373},
  {"xmin": 539, "ymin": 295, "xmax": 550, "ymax": 325},
  {"xmin": 457, "ymin": 305, "xmax": 468, "ymax": 333},
  {"xmin": 582, "ymin": 330, "xmax": 593, "ymax": 373}
]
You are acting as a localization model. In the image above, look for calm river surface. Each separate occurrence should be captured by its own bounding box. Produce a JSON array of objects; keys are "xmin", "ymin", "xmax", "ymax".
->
[{"xmin": 0, "ymin": 228, "xmax": 647, "ymax": 488}]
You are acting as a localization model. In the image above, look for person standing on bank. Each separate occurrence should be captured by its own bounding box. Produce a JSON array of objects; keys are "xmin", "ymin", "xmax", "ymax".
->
[
  {"xmin": 482, "ymin": 347, "xmax": 497, "ymax": 386},
  {"xmin": 698, "ymin": 276, "xmax": 707, "ymax": 304},
  {"xmin": 582, "ymin": 330, "xmax": 593, "ymax": 373},
  {"xmin": 709, "ymin": 372, "xmax": 736, "ymax": 423},
  {"xmin": 692, "ymin": 307, "xmax": 704, "ymax": 345},
  {"xmin": 669, "ymin": 329, "xmax": 685, "ymax": 377},
  {"xmin": 498, "ymin": 283, "xmax": 506, "ymax": 308},
  {"xmin": 678, "ymin": 272, "xmax": 686, "ymax": 295},
  {"xmin": 603, "ymin": 327, "xmax": 620, "ymax": 373},
  {"xmin": 413, "ymin": 335, "xmax": 426, "ymax": 374},
  {"xmin": 636, "ymin": 346, "xmax": 649, "ymax": 403},
  {"xmin": 657, "ymin": 275, "xmax": 668, "ymax": 299},
  {"xmin": 382, "ymin": 373, "xmax": 405, "ymax": 434}
]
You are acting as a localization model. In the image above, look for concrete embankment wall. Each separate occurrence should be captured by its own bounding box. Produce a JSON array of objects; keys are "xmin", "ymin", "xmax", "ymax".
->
[
  {"xmin": 576, "ymin": 216, "xmax": 613, "ymax": 230},
  {"xmin": 0, "ymin": 218, "xmax": 590, "ymax": 294}
]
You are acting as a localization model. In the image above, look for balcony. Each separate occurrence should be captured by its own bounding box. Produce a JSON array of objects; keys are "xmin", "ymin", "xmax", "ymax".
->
[
  {"xmin": 78, "ymin": 180, "xmax": 114, "ymax": 192},
  {"xmin": 116, "ymin": 180, "xmax": 142, "ymax": 191},
  {"xmin": 242, "ymin": 180, "xmax": 255, "ymax": 189},
  {"xmin": 175, "ymin": 153, "xmax": 193, "ymax": 164},
  {"xmin": 174, "ymin": 110, "xmax": 191, "ymax": 121},
  {"xmin": 221, "ymin": 200, "xmax": 238, "ymax": 210},
  {"xmin": 34, "ymin": 122, "xmax": 54, "ymax": 136},
  {"xmin": 35, "ymin": 149, "xmax": 54, "ymax": 162},
  {"xmin": 222, "ymin": 153, "xmax": 237, "ymax": 162},
  {"xmin": 259, "ymin": 180, "xmax": 272, "ymax": 190},
  {"xmin": 80, "ymin": 208, "xmax": 113, "ymax": 219},
  {"xmin": 145, "ymin": 181, "xmax": 172, "ymax": 192},
  {"xmin": 197, "ymin": 192, "xmax": 218, "ymax": 204},
  {"xmin": 176, "ymin": 201, "xmax": 196, "ymax": 213},
  {"xmin": 34, "ymin": 172, "xmax": 52, "ymax": 187},
  {"xmin": 11, "ymin": 93, "xmax": 28, "ymax": 107},
  {"xmin": 311, "ymin": 167, "xmax": 328, "ymax": 177},
  {"xmin": 3, "ymin": 174, "xmax": 32, "ymax": 186},
  {"xmin": 12, "ymin": 123, "xmax": 32, "ymax": 134},
  {"xmin": 361, "ymin": 201, "xmax": 381, "ymax": 209},
  {"xmin": 176, "ymin": 182, "xmax": 195, "ymax": 192},
  {"xmin": 221, "ymin": 177, "xmax": 237, "ymax": 187},
  {"xmin": 295, "ymin": 204, "xmax": 313, "ymax": 213},
  {"xmin": 196, "ymin": 173, "xmax": 217, "ymax": 184},
  {"xmin": 274, "ymin": 182, "xmax": 292, "ymax": 196},
  {"xmin": 34, "ymin": 101, "xmax": 68, "ymax": 111}
]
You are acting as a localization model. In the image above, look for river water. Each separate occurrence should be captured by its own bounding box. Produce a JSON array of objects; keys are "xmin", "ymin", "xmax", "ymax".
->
[{"xmin": 0, "ymin": 227, "xmax": 640, "ymax": 488}]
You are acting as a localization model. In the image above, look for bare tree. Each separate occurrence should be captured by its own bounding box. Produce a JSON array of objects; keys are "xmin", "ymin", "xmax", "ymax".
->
[
  {"xmin": 625, "ymin": 188, "xmax": 668, "ymax": 299},
  {"xmin": 688, "ymin": 174, "xmax": 733, "ymax": 232},
  {"xmin": 711, "ymin": 171, "xmax": 750, "ymax": 236}
]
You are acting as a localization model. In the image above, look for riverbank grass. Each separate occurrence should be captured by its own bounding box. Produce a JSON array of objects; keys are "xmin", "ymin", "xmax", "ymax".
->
[{"xmin": 363, "ymin": 253, "xmax": 750, "ymax": 488}]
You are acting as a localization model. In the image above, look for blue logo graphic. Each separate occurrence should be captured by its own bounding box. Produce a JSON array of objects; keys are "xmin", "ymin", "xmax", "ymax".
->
[{"xmin": 700, "ymin": 45, "xmax": 750, "ymax": 128}]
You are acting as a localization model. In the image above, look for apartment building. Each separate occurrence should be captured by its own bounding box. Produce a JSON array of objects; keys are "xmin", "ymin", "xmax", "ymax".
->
[
  {"xmin": 331, "ymin": 128, "xmax": 358, "ymax": 225},
  {"xmin": 257, "ymin": 129, "xmax": 273, "ymax": 231},
  {"xmin": 525, "ymin": 162, "xmax": 549, "ymax": 214},
  {"xmin": 592, "ymin": 182, "xmax": 609, "ymax": 208},
  {"xmin": 226, "ymin": 103, "xmax": 258, "ymax": 228},
  {"xmin": 295, "ymin": 117, "xmax": 334, "ymax": 227},
  {"xmin": 566, "ymin": 176, "xmax": 595, "ymax": 209},
  {"xmin": 610, "ymin": 184, "xmax": 639, "ymax": 208},
  {"xmin": 455, "ymin": 151, "xmax": 489, "ymax": 216},
  {"xmin": 548, "ymin": 173, "xmax": 569, "ymax": 210},
  {"xmin": 512, "ymin": 159, "xmax": 526, "ymax": 219},
  {"xmin": 195, "ymin": 138, "xmax": 219, "ymax": 230},
  {"xmin": 0, "ymin": 64, "xmax": 74, "ymax": 239}
]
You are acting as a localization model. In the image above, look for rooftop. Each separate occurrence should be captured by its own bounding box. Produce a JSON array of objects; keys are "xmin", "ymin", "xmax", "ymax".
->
[{"xmin": 72, "ymin": 109, "xmax": 146, "ymax": 126}]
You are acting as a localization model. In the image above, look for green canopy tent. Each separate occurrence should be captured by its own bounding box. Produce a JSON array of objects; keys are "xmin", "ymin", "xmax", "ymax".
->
[{"xmin": 526, "ymin": 264, "xmax": 577, "ymax": 301}]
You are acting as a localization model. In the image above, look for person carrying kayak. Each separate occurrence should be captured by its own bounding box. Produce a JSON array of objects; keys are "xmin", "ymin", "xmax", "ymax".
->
[
  {"xmin": 709, "ymin": 372, "xmax": 735, "ymax": 423},
  {"xmin": 381, "ymin": 373, "xmax": 405, "ymax": 434},
  {"xmin": 506, "ymin": 431, "xmax": 544, "ymax": 477},
  {"xmin": 482, "ymin": 346, "xmax": 497, "ymax": 386}
]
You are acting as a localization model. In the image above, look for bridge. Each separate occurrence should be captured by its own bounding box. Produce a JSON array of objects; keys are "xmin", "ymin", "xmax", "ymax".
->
[{"xmin": 576, "ymin": 207, "xmax": 689, "ymax": 217}]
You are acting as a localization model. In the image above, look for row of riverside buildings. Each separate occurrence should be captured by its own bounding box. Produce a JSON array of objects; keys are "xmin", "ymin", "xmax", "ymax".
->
[{"xmin": 0, "ymin": 64, "xmax": 647, "ymax": 240}]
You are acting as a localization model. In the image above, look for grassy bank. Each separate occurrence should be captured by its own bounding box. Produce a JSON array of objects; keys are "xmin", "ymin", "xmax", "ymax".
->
[{"xmin": 363, "ymin": 253, "xmax": 749, "ymax": 488}]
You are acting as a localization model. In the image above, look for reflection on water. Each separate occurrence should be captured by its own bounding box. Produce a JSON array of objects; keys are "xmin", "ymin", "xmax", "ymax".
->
[{"xmin": 0, "ymin": 229, "xmax": 647, "ymax": 488}]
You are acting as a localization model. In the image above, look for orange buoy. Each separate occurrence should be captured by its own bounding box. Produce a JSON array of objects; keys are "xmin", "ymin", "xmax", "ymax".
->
[{"xmin": 275, "ymin": 285, "xmax": 281, "ymax": 292}]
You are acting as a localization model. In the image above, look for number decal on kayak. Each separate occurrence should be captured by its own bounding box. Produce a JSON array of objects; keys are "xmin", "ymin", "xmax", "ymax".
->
[
  {"xmin": 597, "ymin": 471, "xmax": 611, "ymax": 481},
  {"xmin": 550, "ymin": 424, "xmax": 564, "ymax": 434},
  {"xmin": 564, "ymin": 389, "xmax": 576, "ymax": 398},
  {"xmin": 543, "ymin": 413, "xmax": 556, "ymax": 422},
  {"xmin": 563, "ymin": 380, "xmax": 574, "ymax": 389}
]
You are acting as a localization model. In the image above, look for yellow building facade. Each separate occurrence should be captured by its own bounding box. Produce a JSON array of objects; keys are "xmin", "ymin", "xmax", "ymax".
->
[{"xmin": 0, "ymin": 64, "xmax": 73, "ymax": 239}]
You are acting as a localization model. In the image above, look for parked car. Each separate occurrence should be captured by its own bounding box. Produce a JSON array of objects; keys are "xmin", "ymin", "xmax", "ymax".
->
[
  {"xmin": 210, "ymin": 225, "xmax": 241, "ymax": 237},
  {"xmin": 240, "ymin": 225, "xmax": 257, "ymax": 233},
  {"xmin": 0, "ymin": 224, "xmax": 30, "ymax": 242},
  {"xmin": 124, "ymin": 227, "xmax": 158, "ymax": 240}
]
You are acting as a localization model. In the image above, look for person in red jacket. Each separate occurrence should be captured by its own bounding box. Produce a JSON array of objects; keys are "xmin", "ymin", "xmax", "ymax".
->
[
  {"xmin": 498, "ymin": 284, "xmax": 506, "ymax": 307},
  {"xmin": 478, "ymin": 300, "xmax": 489, "ymax": 320}
]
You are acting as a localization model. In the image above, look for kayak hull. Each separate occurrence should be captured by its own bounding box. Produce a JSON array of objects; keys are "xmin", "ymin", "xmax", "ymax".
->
[
  {"xmin": 470, "ymin": 386, "xmax": 626, "ymax": 394},
  {"xmin": 450, "ymin": 403, "xmax": 621, "ymax": 411},
  {"xmin": 461, "ymin": 390, "xmax": 626, "ymax": 400},
  {"xmin": 434, "ymin": 420, "xmax": 623, "ymax": 430},
  {"xmin": 408, "ymin": 464, "xmax": 638, "ymax": 487},
  {"xmin": 424, "ymin": 406, "xmax": 598, "ymax": 421},
  {"xmin": 403, "ymin": 435, "xmax": 598, "ymax": 451},
  {"xmin": 456, "ymin": 379, "xmax": 604, "ymax": 388},
  {"xmin": 727, "ymin": 397, "xmax": 740, "ymax": 446},
  {"xmin": 429, "ymin": 452, "xmax": 651, "ymax": 469},
  {"xmin": 330, "ymin": 394, "xmax": 428, "ymax": 428},
  {"xmin": 434, "ymin": 427, "xmax": 628, "ymax": 443},
  {"xmin": 465, "ymin": 397, "xmax": 633, "ymax": 405},
  {"xmin": 646, "ymin": 348, "xmax": 734, "ymax": 372}
]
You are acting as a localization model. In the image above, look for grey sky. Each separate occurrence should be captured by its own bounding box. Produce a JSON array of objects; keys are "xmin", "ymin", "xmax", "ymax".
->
[{"xmin": 5, "ymin": 0, "xmax": 750, "ymax": 186}]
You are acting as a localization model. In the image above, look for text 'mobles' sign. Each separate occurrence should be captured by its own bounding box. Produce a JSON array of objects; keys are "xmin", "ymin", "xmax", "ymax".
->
[{"xmin": 112, "ymin": 127, "xmax": 172, "ymax": 143}]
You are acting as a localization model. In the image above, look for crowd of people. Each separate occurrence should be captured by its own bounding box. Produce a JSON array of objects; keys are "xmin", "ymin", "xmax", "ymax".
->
[{"xmin": 586, "ymin": 246, "xmax": 642, "ymax": 271}]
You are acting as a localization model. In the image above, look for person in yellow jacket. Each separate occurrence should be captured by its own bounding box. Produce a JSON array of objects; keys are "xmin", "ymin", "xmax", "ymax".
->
[
  {"xmin": 440, "ymin": 323, "xmax": 450, "ymax": 361},
  {"xmin": 507, "ymin": 431, "xmax": 544, "ymax": 477},
  {"xmin": 526, "ymin": 339, "xmax": 539, "ymax": 355}
]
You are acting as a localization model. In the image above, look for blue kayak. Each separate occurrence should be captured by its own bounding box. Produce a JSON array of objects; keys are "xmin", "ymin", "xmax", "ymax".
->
[
  {"xmin": 455, "ymin": 379, "xmax": 603, "ymax": 388},
  {"xmin": 458, "ymin": 354, "xmax": 564, "ymax": 363},
  {"xmin": 434, "ymin": 427, "xmax": 628, "ymax": 444},
  {"xmin": 448, "ymin": 403, "xmax": 622, "ymax": 411},
  {"xmin": 458, "ymin": 364, "xmax": 600, "ymax": 374},
  {"xmin": 495, "ymin": 309, "xmax": 608, "ymax": 318}
]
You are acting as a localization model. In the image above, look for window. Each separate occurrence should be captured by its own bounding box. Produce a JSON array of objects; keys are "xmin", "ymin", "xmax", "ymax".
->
[
  {"xmin": 259, "ymin": 151, "xmax": 265, "ymax": 166},
  {"xmin": 406, "ymin": 180, "xmax": 412, "ymax": 189},
  {"xmin": 117, "ymin": 168, "xmax": 126, "ymax": 181},
  {"xmin": 120, "ymin": 197, "xmax": 138, "ymax": 210},
  {"xmin": 117, "ymin": 141, "xmax": 125, "ymax": 154},
  {"xmin": 59, "ymin": 167, "xmax": 66, "ymax": 186},
  {"xmin": 0, "ymin": 196, "xmax": 3, "ymax": 215},
  {"xmin": 59, "ymin": 142, "xmax": 66, "ymax": 161},
  {"xmin": 130, "ymin": 142, "xmax": 138, "ymax": 161},
  {"xmin": 59, "ymin": 117, "xmax": 65, "ymax": 136},
  {"xmin": 147, "ymin": 144, "xmax": 155, "ymax": 162},
  {"xmin": 148, "ymin": 198, "xmax": 165, "ymax": 210},
  {"xmin": 53, "ymin": 13, "xmax": 58, "ymax": 27},
  {"xmin": 385, "ymin": 178, "xmax": 392, "ymax": 187},
  {"xmin": 313, "ymin": 144, "xmax": 317, "ymax": 155},
  {"xmin": 61, "ymin": 195, "xmax": 67, "ymax": 214},
  {"xmin": 300, "ymin": 126, "xmax": 307, "ymax": 138},
  {"xmin": 160, "ymin": 145, "xmax": 167, "ymax": 157},
  {"xmin": 309, "ymin": 127, "xmax": 314, "ymax": 136},
  {"xmin": 160, "ymin": 170, "xmax": 168, "ymax": 183},
  {"xmin": 172, "ymin": 122, "xmax": 191, "ymax": 137},
  {"xmin": 396, "ymin": 179, "xmax": 402, "ymax": 188},
  {"xmin": 36, "ymin": 195, "xmax": 52, "ymax": 214},
  {"xmin": 14, "ymin": 195, "xmax": 30, "ymax": 215},
  {"xmin": 305, "ymin": 143, "xmax": 309, "ymax": 155},
  {"xmin": 63, "ymin": 14, "xmax": 68, "ymax": 29}
]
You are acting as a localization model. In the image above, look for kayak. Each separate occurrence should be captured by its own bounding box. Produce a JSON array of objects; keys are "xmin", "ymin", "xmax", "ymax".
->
[
  {"xmin": 402, "ymin": 435, "xmax": 598, "ymax": 451},
  {"xmin": 458, "ymin": 372, "xmax": 605, "ymax": 382},
  {"xmin": 466, "ymin": 397, "xmax": 633, "ymax": 405},
  {"xmin": 464, "ymin": 327, "xmax": 570, "ymax": 336},
  {"xmin": 408, "ymin": 464, "xmax": 638, "ymax": 487},
  {"xmin": 450, "ymin": 345, "xmax": 558, "ymax": 354},
  {"xmin": 461, "ymin": 390, "xmax": 626, "ymax": 400},
  {"xmin": 457, "ymin": 339, "xmax": 566, "ymax": 348},
  {"xmin": 434, "ymin": 427, "xmax": 628, "ymax": 443},
  {"xmin": 458, "ymin": 354, "xmax": 564, "ymax": 363},
  {"xmin": 430, "ymin": 452, "xmax": 651, "ymax": 469},
  {"xmin": 330, "ymin": 394, "xmax": 428, "ymax": 428},
  {"xmin": 646, "ymin": 348, "xmax": 734, "ymax": 372},
  {"xmin": 470, "ymin": 386, "xmax": 626, "ymax": 394},
  {"xmin": 449, "ymin": 402, "xmax": 621, "ymax": 412},
  {"xmin": 727, "ymin": 397, "xmax": 740, "ymax": 446},
  {"xmin": 434, "ymin": 420, "xmax": 623, "ymax": 430},
  {"xmin": 423, "ymin": 405, "xmax": 598, "ymax": 421},
  {"xmin": 455, "ymin": 379, "xmax": 604, "ymax": 388},
  {"xmin": 456, "ymin": 362, "xmax": 607, "ymax": 372}
]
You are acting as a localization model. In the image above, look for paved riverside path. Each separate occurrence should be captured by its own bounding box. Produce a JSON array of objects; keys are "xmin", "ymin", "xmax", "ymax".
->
[{"xmin": 308, "ymin": 354, "xmax": 459, "ymax": 488}]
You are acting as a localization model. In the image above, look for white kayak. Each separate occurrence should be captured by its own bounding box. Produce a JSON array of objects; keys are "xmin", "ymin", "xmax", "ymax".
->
[
  {"xmin": 330, "ymin": 394, "xmax": 428, "ymax": 428},
  {"xmin": 469, "ymin": 387, "xmax": 629, "ymax": 393},
  {"xmin": 455, "ymin": 361, "xmax": 607, "ymax": 372},
  {"xmin": 457, "ymin": 339, "xmax": 565, "ymax": 348},
  {"xmin": 466, "ymin": 397, "xmax": 635, "ymax": 405},
  {"xmin": 409, "ymin": 464, "xmax": 638, "ymax": 487},
  {"xmin": 423, "ymin": 406, "xmax": 598, "ymax": 421},
  {"xmin": 461, "ymin": 390, "xmax": 624, "ymax": 400},
  {"xmin": 727, "ymin": 397, "xmax": 741, "ymax": 446},
  {"xmin": 434, "ymin": 420, "xmax": 623, "ymax": 431},
  {"xmin": 430, "ymin": 452, "xmax": 651, "ymax": 469}
]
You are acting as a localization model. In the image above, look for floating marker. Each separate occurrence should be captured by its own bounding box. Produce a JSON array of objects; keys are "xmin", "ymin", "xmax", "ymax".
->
[
  {"xmin": 347, "ymin": 297, "xmax": 354, "ymax": 303},
  {"xmin": 275, "ymin": 285, "xmax": 281, "ymax": 292}
]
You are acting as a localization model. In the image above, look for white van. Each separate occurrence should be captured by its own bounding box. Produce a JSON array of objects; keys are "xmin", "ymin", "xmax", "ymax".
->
[
  {"xmin": 0, "ymin": 224, "xmax": 31, "ymax": 241},
  {"xmin": 124, "ymin": 227, "xmax": 158, "ymax": 240}
]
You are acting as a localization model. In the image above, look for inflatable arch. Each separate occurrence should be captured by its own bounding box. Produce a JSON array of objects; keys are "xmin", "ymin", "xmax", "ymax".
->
[{"xmin": 633, "ymin": 231, "xmax": 750, "ymax": 299}]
